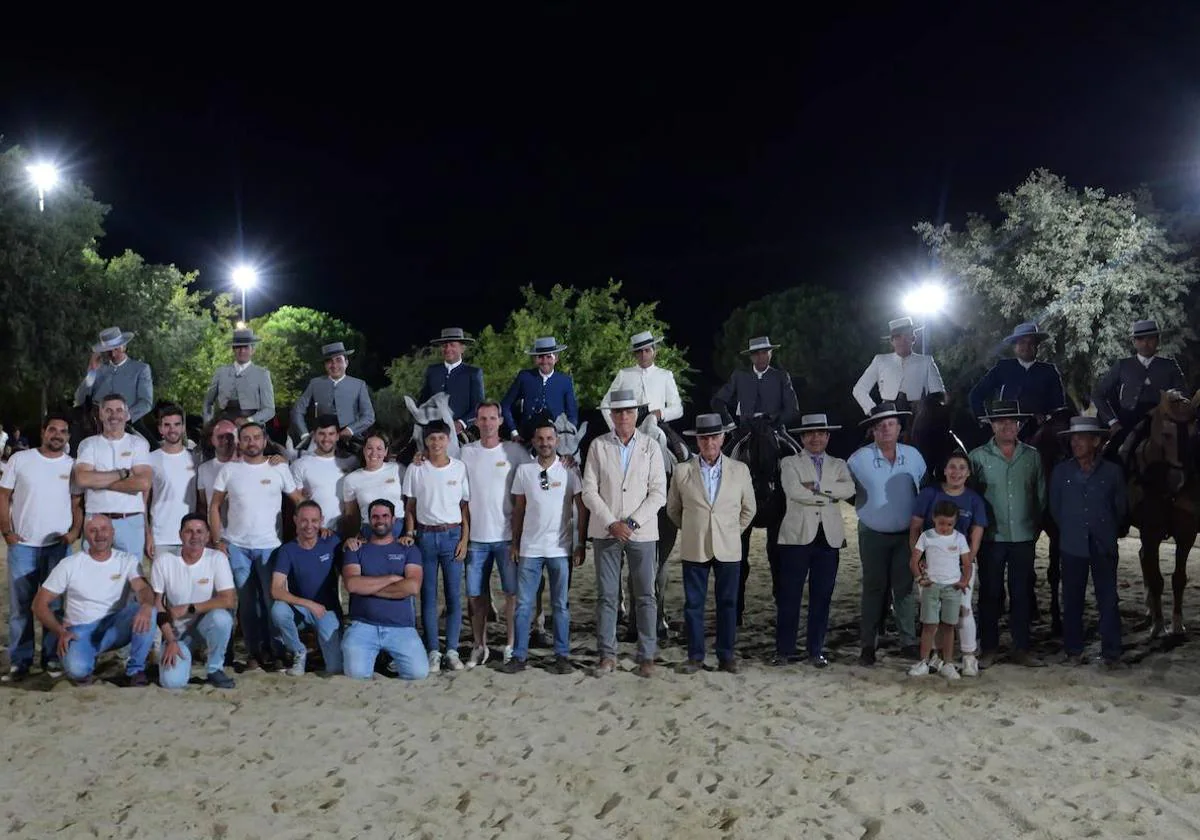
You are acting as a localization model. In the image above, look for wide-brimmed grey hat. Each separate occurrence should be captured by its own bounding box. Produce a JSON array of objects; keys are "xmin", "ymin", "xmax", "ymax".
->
[
  {"xmin": 790, "ymin": 413, "xmax": 842, "ymax": 433},
  {"xmin": 231, "ymin": 328, "xmax": 261, "ymax": 347},
  {"xmin": 321, "ymin": 341, "xmax": 355, "ymax": 359},
  {"xmin": 606, "ymin": 389, "xmax": 647, "ymax": 410},
  {"xmin": 742, "ymin": 336, "xmax": 780, "ymax": 354},
  {"xmin": 630, "ymin": 331, "xmax": 663, "ymax": 351},
  {"xmin": 1003, "ymin": 322, "xmax": 1050, "ymax": 344},
  {"xmin": 980, "ymin": 399, "xmax": 1032, "ymax": 421},
  {"xmin": 859, "ymin": 401, "xmax": 913, "ymax": 427},
  {"xmin": 93, "ymin": 326, "xmax": 135, "ymax": 353},
  {"xmin": 430, "ymin": 327, "xmax": 475, "ymax": 345},
  {"xmin": 529, "ymin": 336, "xmax": 567, "ymax": 355},
  {"xmin": 1057, "ymin": 416, "xmax": 1110, "ymax": 437},
  {"xmin": 881, "ymin": 317, "xmax": 925, "ymax": 340},
  {"xmin": 684, "ymin": 413, "xmax": 736, "ymax": 437},
  {"xmin": 1131, "ymin": 319, "xmax": 1161, "ymax": 338}
]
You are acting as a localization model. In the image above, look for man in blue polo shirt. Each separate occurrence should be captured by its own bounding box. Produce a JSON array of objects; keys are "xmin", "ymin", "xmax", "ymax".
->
[
  {"xmin": 270, "ymin": 500, "xmax": 344, "ymax": 676},
  {"xmin": 341, "ymin": 499, "xmax": 429, "ymax": 680}
]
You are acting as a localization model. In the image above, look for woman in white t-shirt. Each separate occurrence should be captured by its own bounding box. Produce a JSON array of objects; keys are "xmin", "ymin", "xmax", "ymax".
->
[{"xmin": 341, "ymin": 433, "xmax": 406, "ymax": 537}]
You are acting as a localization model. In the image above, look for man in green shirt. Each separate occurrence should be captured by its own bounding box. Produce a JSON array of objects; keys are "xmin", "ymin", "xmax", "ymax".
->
[{"xmin": 968, "ymin": 401, "xmax": 1047, "ymax": 668}]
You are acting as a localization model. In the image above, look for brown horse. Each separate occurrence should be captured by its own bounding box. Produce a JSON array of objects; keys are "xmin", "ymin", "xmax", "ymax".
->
[{"xmin": 1124, "ymin": 390, "xmax": 1200, "ymax": 638}]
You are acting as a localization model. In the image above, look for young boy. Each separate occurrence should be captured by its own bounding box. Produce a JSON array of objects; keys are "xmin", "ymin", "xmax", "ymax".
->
[{"xmin": 908, "ymin": 500, "xmax": 972, "ymax": 680}]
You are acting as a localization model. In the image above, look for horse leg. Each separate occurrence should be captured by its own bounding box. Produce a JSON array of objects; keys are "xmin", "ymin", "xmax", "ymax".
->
[
  {"xmin": 1139, "ymin": 537, "xmax": 1166, "ymax": 638},
  {"xmin": 737, "ymin": 528, "xmax": 752, "ymax": 627},
  {"xmin": 1171, "ymin": 519, "xmax": 1195, "ymax": 636},
  {"xmin": 1047, "ymin": 526, "xmax": 1063, "ymax": 637}
]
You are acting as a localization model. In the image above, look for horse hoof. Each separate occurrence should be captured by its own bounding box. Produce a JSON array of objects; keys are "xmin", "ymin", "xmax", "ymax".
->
[
  {"xmin": 1150, "ymin": 621, "xmax": 1166, "ymax": 640},
  {"xmin": 1171, "ymin": 619, "xmax": 1187, "ymax": 636}
]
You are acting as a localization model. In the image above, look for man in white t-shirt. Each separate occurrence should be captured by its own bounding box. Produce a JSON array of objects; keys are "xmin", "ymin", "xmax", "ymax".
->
[
  {"xmin": 291, "ymin": 415, "xmax": 357, "ymax": 531},
  {"xmin": 209, "ymin": 421, "xmax": 305, "ymax": 669},
  {"xmin": 197, "ymin": 418, "xmax": 239, "ymax": 521},
  {"xmin": 153, "ymin": 513, "xmax": 237, "ymax": 689},
  {"xmin": 146, "ymin": 404, "xmax": 199, "ymax": 560},
  {"xmin": 401, "ymin": 420, "xmax": 470, "ymax": 673},
  {"xmin": 458, "ymin": 401, "xmax": 529, "ymax": 668},
  {"xmin": 33, "ymin": 514, "xmax": 157, "ymax": 686},
  {"xmin": 503, "ymin": 418, "xmax": 587, "ymax": 675},
  {"xmin": 0, "ymin": 413, "xmax": 83, "ymax": 680},
  {"xmin": 72, "ymin": 393, "xmax": 153, "ymax": 558}
]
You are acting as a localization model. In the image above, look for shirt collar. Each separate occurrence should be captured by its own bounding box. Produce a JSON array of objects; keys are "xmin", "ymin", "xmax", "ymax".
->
[
  {"xmin": 1137, "ymin": 353, "xmax": 1155, "ymax": 367},
  {"xmin": 444, "ymin": 360, "xmax": 462, "ymax": 373},
  {"xmin": 753, "ymin": 366, "xmax": 770, "ymax": 379},
  {"xmin": 540, "ymin": 370, "xmax": 554, "ymax": 383},
  {"xmin": 329, "ymin": 375, "xmax": 346, "ymax": 384},
  {"xmin": 1017, "ymin": 358, "xmax": 1035, "ymax": 370},
  {"xmin": 110, "ymin": 357, "xmax": 128, "ymax": 369},
  {"xmin": 234, "ymin": 361, "xmax": 252, "ymax": 374},
  {"xmin": 699, "ymin": 455, "xmax": 721, "ymax": 472}
]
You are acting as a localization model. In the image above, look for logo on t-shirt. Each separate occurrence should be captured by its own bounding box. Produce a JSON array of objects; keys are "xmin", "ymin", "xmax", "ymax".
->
[
  {"xmin": 551, "ymin": 481, "xmax": 562, "ymax": 488},
  {"xmin": 495, "ymin": 461, "xmax": 508, "ymax": 468},
  {"xmin": 447, "ymin": 480, "xmax": 459, "ymax": 486},
  {"xmin": 319, "ymin": 553, "xmax": 331, "ymax": 563},
  {"xmin": 59, "ymin": 474, "xmax": 70, "ymax": 480},
  {"xmin": 197, "ymin": 577, "xmax": 211, "ymax": 585},
  {"xmin": 385, "ymin": 478, "xmax": 396, "ymax": 484},
  {"xmin": 109, "ymin": 573, "xmax": 122, "ymax": 581},
  {"xmin": 120, "ymin": 451, "xmax": 132, "ymax": 457},
  {"xmin": 260, "ymin": 479, "xmax": 272, "ymax": 485}
]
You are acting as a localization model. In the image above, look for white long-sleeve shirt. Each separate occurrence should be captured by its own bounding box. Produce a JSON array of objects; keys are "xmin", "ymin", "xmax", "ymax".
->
[
  {"xmin": 600, "ymin": 364, "xmax": 683, "ymax": 429},
  {"xmin": 852, "ymin": 352, "xmax": 945, "ymax": 414}
]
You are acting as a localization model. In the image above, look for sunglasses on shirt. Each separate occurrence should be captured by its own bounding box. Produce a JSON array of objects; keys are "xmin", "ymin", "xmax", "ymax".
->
[{"xmin": 539, "ymin": 469, "xmax": 550, "ymax": 490}]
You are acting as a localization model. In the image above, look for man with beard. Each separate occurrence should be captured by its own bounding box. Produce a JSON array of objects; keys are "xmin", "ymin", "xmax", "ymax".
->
[
  {"xmin": 270, "ymin": 500, "xmax": 344, "ymax": 676},
  {"xmin": 73, "ymin": 394, "xmax": 153, "ymax": 557},
  {"xmin": 291, "ymin": 415, "xmax": 358, "ymax": 531},
  {"xmin": 146, "ymin": 405, "xmax": 199, "ymax": 559}
]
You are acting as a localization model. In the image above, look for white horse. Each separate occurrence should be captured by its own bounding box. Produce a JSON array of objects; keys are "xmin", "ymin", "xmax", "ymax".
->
[{"xmin": 404, "ymin": 392, "xmax": 461, "ymax": 458}]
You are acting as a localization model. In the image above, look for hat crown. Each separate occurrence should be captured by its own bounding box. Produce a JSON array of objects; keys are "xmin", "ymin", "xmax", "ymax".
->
[
  {"xmin": 231, "ymin": 328, "xmax": 258, "ymax": 344},
  {"xmin": 98, "ymin": 327, "xmax": 124, "ymax": 342},
  {"xmin": 1132, "ymin": 319, "xmax": 1160, "ymax": 335},
  {"xmin": 321, "ymin": 341, "xmax": 348, "ymax": 356},
  {"xmin": 533, "ymin": 336, "xmax": 558, "ymax": 350},
  {"xmin": 747, "ymin": 336, "xmax": 773, "ymax": 349},
  {"xmin": 888, "ymin": 317, "xmax": 914, "ymax": 332},
  {"xmin": 1065, "ymin": 416, "xmax": 1106, "ymax": 433},
  {"xmin": 800, "ymin": 413, "xmax": 830, "ymax": 426},
  {"xmin": 630, "ymin": 330, "xmax": 657, "ymax": 348},
  {"xmin": 609, "ymin": 389, "xmax": 635, "ymax": 402},
  {"xmin": 440, "ymin": 327, "xmax": 466, "ymax": 340}
]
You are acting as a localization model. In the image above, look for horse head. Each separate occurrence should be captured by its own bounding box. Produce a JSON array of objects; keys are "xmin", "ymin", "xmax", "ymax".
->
[
  {"xmin": 553, "ymin": 413, "xmax": 587, "ymax": 461},
  {"xmin": 405, "ymin": 392, "xmax": 461, "ymax": 458}
]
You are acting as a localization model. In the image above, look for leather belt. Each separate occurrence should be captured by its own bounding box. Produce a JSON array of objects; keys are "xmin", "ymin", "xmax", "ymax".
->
[
  {"xmin": 417, "ymin": 522, "xmax": 461, "ymax": 532},
  {"xmin": 95, "ymin": 512, "xmax": 143, "ymax": 520}
]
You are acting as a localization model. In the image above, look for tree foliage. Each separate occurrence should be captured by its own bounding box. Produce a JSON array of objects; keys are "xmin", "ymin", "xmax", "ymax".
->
[{"xmin": 916, "ymin": 169, "xmax": 1199, "ymax": 402}]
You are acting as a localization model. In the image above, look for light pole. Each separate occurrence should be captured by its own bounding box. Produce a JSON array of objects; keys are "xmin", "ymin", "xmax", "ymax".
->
[
  {"xmin": 902, "ymin": 281, "xmax": 947, "ymax": 354},
  {"xmin": 232, "ymin": 265, "xmax": 257, "ymax": 323},
  {"xmin": 26, "ymin": 162, "xmax": 58, "ymax": 212}
]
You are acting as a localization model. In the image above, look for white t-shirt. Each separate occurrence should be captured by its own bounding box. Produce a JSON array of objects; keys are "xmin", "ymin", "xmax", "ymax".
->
[
  {"xmin": 916, "ymin": 529, "xmax": 970, "ymax": 584},
  {"xmin": 150, "ymin": 548, "xmax": 235, "ymax": 634},
  {"xmin": 460, "ymin": 441, "xmax": 530, "ymax": 542},
  {"xmin": 0, "ymin": 449, "xmax": 77, "ymax": 547},
  {"xmin": 341, "ymin": 462, "xmax": 406, "ymax": 524},
  {"xmin": 197, "ymin": 457, "xmax": 233, "ymax": 520},
  {"xmin": 401, "ymin": 458, "xmax": 469, "ymax": 526},
  {"xmin": 511, "ymin": 461, "xmax": 581, "ymax": 558},
  {"xmin": 149, "ymin": 448, "xmax": 199, "ymax": 545},
  {"xmin": 43, "ymin": 549, "xmax": 144, "ymax": 626},
  {"xmin": 75, "ymin": 433, "xmax": 152, "ymax": 514},
  {"xmin": 213, "ymin": 460, "xmax": 297, "ymax": 549},
  {"xmin": 291, "ymin": 452, "xmax": 357, "ymax": 529}
]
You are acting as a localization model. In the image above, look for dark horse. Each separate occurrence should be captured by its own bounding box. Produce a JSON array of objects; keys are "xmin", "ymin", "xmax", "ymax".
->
[
  {"xmin": 898, "ymin": 392, "xmax": 966, "ymax": 481},
  {"xmin": 1027, "ymin": 406, "xmax": 1074, "ymax": 636},
  {"xmin": 726, "ymin": 416, "xmax": 801, "ymax": 625}
]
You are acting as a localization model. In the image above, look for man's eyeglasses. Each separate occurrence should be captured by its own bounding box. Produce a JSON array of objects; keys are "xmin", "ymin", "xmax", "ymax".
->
[{"xmin": 539, "ymin": 469, "xmax": 550, "ymax": 490}]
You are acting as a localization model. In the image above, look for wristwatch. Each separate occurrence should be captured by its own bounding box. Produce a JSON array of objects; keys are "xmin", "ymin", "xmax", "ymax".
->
[
  {"xmin": 187, "ymin": 604, "xmax": 197, "ymax": 615},
  {"xmin": 623, "ymin": 517, "xmax": 639, "ymax": 531},
  {"xmin": 118, "ymin": 468, "xmax": 131, "ymax": 481}
]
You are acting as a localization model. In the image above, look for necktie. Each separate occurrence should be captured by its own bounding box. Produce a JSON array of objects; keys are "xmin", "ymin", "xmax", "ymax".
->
[{"xmin": 331, "ymin": 379, "xmax": 339, "ymax": 415}]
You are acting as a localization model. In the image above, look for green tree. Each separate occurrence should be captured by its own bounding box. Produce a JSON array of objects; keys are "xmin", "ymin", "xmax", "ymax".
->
[
  {"xmin": 252, "ymin": 306, "xmax": 370, "ymax": 390},
  {"xmin": 713, "ymin": 287, "xmax": 886, "ymax": 424},
  {"xmin": 384, "ymin": 347, "xmax": 443, "ymax": 402},
  {"xmin": 916, "ymin": 169, "xmax": 1198, "ymax": 403}
]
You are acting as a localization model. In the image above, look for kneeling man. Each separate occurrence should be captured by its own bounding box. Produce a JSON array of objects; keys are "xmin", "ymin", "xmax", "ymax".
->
[
  {"xmin": 32, "ymin": 514, "xmax": 156, "ymax": 686},
  {"xmin": 154, "ymin": 513, "xmax": 237, "ymax": 689},
  {"xmin": 341, "ymin": 500, "xmax": 429, "ymax": 680},
  {"xmin": 271, "ymin": 500, "xmax": 344, "ymax": 675}
]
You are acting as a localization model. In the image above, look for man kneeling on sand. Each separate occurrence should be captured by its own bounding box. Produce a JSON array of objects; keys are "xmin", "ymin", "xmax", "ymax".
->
[
  {"xmin": 341, "ymin": 500, "xmax": 429, "ymax": 680},
  {"xmin": 32, "ymin": 514, "xmax": 157, "ymax": 686},
  {"xmin": 154, "ymin": 513, "xmax": 238, "ymax": 689}
]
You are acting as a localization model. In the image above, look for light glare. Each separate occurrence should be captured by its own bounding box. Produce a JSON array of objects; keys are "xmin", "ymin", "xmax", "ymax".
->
[
  {"xmin": 232, "ymin": 265, "xmax": 257, "ymax": 290},
  {"xmin": 903, "ymin": 282, "xmax": 947, "ymax": 315},
  {"xmin": 26, "ymin": 162, "xmax": 59, "ymax": 192}
]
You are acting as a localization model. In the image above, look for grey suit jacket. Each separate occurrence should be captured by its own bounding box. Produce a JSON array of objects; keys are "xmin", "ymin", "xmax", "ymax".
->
[
  {"xmin": 291, "ymin": 375, "xmax": 375, "ymax": 435},
  {"xmin": 203, "ymin": 363, "xmax": 276, "ymax": 423},
  {"xmin": 74, "ymin": 358, "xmax": 154, "ymax": 422}
]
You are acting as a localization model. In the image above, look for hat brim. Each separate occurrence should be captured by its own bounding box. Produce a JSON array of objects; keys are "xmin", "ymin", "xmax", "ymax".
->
[
  {"xmin": 1003, "ymin": 332, "xmax": 1049, "ymax": 344},
  {"xmin": 231, "ymin": 338, "xmax": 262, "ymax": 346},
  {"xmin": 741, "ymin": 345, "xmax": 780, "ymax": 354},
  {"xmin": 684, "ymin": 422, "xmax": 737, "ymax": 436},
  {"xmin": 881, "ymin": 328, "xmax": 924, "ymax": 340},
  {"xmin": 1131, "ymin": 330, "xmax": 1162, "ymax": 338},
  {"xmin": 631, "ymin": 338, "xmax": 663, "ymax": 351},
  {"xmin": 789, "ymin": 425, "xmax": 842, "ymax": 433},
  {"xmin": 528, "ymin": 345, "xmax": 567, "ymax": 355},
  {"xmin": 859, "ymin": 410, "xmax": 912, "ymax": 426},
  {"xmin": 607, "ymin": 401, "xmax": 648, "ymax": 411},
  {"xmin": 981, "ymin": 412, "xmax": 1032, "ymax": 421},
  {"xmin": 323, "ymin": 350, "xmax": 355, "ymax": 358},
  {"xmin": 430, "ymin": 337, "xmax": 475, "ymax": 345},
  {"xmin": 93, "ymin": 331, "xmax": 135, "ymax": 352},
  {"xmin": 1057, "ymin": 427, "xmax": 1110, "ymax": 437}
]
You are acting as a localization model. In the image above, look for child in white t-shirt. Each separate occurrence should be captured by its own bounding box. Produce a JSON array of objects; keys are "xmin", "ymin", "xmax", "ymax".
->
[{"xmin": 909, "ymin": 500, "xmax": 971, "ymax": 679}]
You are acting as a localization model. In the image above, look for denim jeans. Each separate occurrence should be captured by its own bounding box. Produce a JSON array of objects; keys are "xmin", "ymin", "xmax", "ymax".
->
[
  {"xmin": 466, "ymin": 540, "xmax": 517, "ymax": 596},
  {"xmin": 158, "ymin": 610, "xmax": 235, "ymax": 688},
  {"xmin": 63, "ymin": 601, "xmax": 156, "ymax": 679},
  {"xmin": 776, "ymin": 542, "xmax": 840, "ymax": 658},
  {"xmin": 270, "ymin": 601, "xmax": 344, "ymax": 673},
  {"xmin": 418, "ymin": 527, "xmax": 463, "ymax": 653},
  {"xmin": 7, "ymin": 542, "xmax": 67, "ymax": 668},
  {"xmin": 682, "ymin": 560, "xmax": 740, "ymax": 662},
  {"xmin": 513, "ymin": 556, "xmax": 570, "ymax": 660},
  {"xmin": 1061, "ymin": 547, "xmax": 1122, "ymax": 661},
  {"xmin": 225, "ymin": 545, "xmax": 282, "ymax": 661},
  {"xmin": 342, "ymin": 621, "xmax": 429, "ymax": 680}
]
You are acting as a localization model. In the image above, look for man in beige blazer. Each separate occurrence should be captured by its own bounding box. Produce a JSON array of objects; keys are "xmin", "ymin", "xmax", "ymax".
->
[
  {"xmin": 667, "ymin": 414, "xmax": 756, "ymax": 674},
  {"xmin": 774, "ymin": 413, "xmax": 855, "ymax": 667},
  {"xmin": 583, "ymin": 390, "xmax": 667, "ymax": 677}
]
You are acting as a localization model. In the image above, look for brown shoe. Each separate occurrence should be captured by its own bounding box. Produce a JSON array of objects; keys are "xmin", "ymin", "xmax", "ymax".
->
[
  {"xmin": 1008, "ymin": 650, "xmax": 1046, "ymax": 668},
  {"xmin": 636, "ymin": 660, "xmax": 655, "ymax": 678},
  {"xmin": 676, "ymin": 659, "xmax": 704, "ymax": 674},
  {"xmin": 593, "ymin": 658, "xmax": 616, "ymax": 677},
  {"xmin": 718, "ymin": 658, "xmax": 740, "ymax": 674}
]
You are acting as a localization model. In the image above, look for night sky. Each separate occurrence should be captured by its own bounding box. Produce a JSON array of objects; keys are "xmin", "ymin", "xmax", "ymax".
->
[{"xmin": 2, "ymin": 7, "xmax": 1198, "ymax": 388}]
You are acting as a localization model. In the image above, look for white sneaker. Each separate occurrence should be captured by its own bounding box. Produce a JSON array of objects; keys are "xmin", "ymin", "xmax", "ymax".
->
[
  {"xmin": 428, "ymin": 651, "xmax": 442, "ymax": 674},
  {"xmin": 286, "ymin": 652, "xmax": 306, "ymax": 677},
  {"xmin": 502, "ymin": 645, "xmax": 514, "ymax": 664},
  {"xmin": 962, "ymin": 654, "xmax": 979, "ymax": 677},
  {"xmin": 941, "ymin": 662, "xmax": 961, "ymax": 680},
  {"xmin": 928, "ymin": 652, "xmax": 943, "ymax": 672},
  {"xmin": 467, "ymin": 644, "xmax": 490, "ymax": 669},
  {"xmin": 445, "ymin": 650, "xmax": 465, "ymax": 672},
  {"xmin": 908, "ymin": 659, "xmax": 931, "ymax": 677},
  {"xmin": 386, "ymin": 660, "xmax": 399, "ymax": 674}
]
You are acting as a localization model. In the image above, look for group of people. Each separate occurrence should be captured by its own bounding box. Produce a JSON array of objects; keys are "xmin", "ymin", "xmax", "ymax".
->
[{"xmin": 0, "ymin": 311, "xmax": 1182, "ymax": 687}]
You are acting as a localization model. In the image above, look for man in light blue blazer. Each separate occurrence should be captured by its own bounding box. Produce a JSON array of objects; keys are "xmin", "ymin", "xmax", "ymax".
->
[{"xmin": 291, "ymin": 341, "xmax": 375, "ymax": 439}]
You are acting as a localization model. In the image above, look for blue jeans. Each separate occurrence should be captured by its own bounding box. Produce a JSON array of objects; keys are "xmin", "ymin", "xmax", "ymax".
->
[
  {"xmin": 418, "ymin": 527, "xmax": 464, "ymax": 652},
  {"xmin": 1061, "ymin": 546, "xmax": 1123, "ymax": 661},
  {"xmin": 63, "ymin": 602, "xmax": 156, "ymax": 679},
  {"xmin": 7, "ymin": 542, "xmax": 67, "ymax": 668},
  {"xmin": 86, "ymin": 514, "xmax": 145, "ymax": 559},
  {"xmin": 513, "ymin": 556, "xmax": 570, "ymax": 660},
  {"xmin": 225, "ymin": 545, "xmax": 283, "ymax": 661},
  {"xmin": 466, "ymin": 541, "xmax": 517, "ymax": 596},
  {"xmin": 776, "ymin": 542, "xmax": 840, "ymax": 658},
  {"xmin": 342, "ymin": 621, "xmax": 429, "ymax": 680},
  {"xmin": 270, "ymin": 601, "xmax": 344, "ymax": 674},
  {"xmin": 682, "ymin": 560, "xmax": 740, "ymax": 663},
  {"xmin": 158, "ymin": 610, "xmax": 235, "ymax": 689}
]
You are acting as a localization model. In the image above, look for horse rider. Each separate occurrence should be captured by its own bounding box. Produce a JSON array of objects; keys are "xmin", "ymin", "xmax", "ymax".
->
[
  {"xmin": 203, "ymin": 328, "xmax": 276, "ymax": 424},
  {"xmin": 711, "ymin": 336, "xmax": 800, "ymax": 432},
  {"xmin": 968, "ymin": 321, "xmax": 1068, "ymax": 438},
  {"xmin": 852, "ymin": 317, "xmax": 945, "ymax": 415},
  {"xmin": 418, "ymin": 327, "xmax": 485, "ymax": 437},
  {"xmin": 600, "ymin": 331, "xmax": 683, "ymax": 430},
  {"xmin": 291, "ymin": 341, "xmax": 376, "ymax": 442},
  {"xmin": 74, "ymin": 326, "xmax": 154, "ymax": 426},
  {"xmin": 501, "ymin": 336, "xmax": 579, "ymax": 442},
  {"xmin": 1091, "ymin": 319, "xmax": 1187, "ymax": 456}
]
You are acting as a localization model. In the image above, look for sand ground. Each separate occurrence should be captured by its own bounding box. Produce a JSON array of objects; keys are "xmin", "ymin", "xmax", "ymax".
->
[{"xmin": 4, "ymin": 508, "xmax": 1200, "ymax": 839}]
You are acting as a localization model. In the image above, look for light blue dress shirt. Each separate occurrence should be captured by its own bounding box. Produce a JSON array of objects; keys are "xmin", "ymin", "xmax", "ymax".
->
[{"xmin": 699, "ymin": 455, "xmax": 723, "ymax": 505}]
